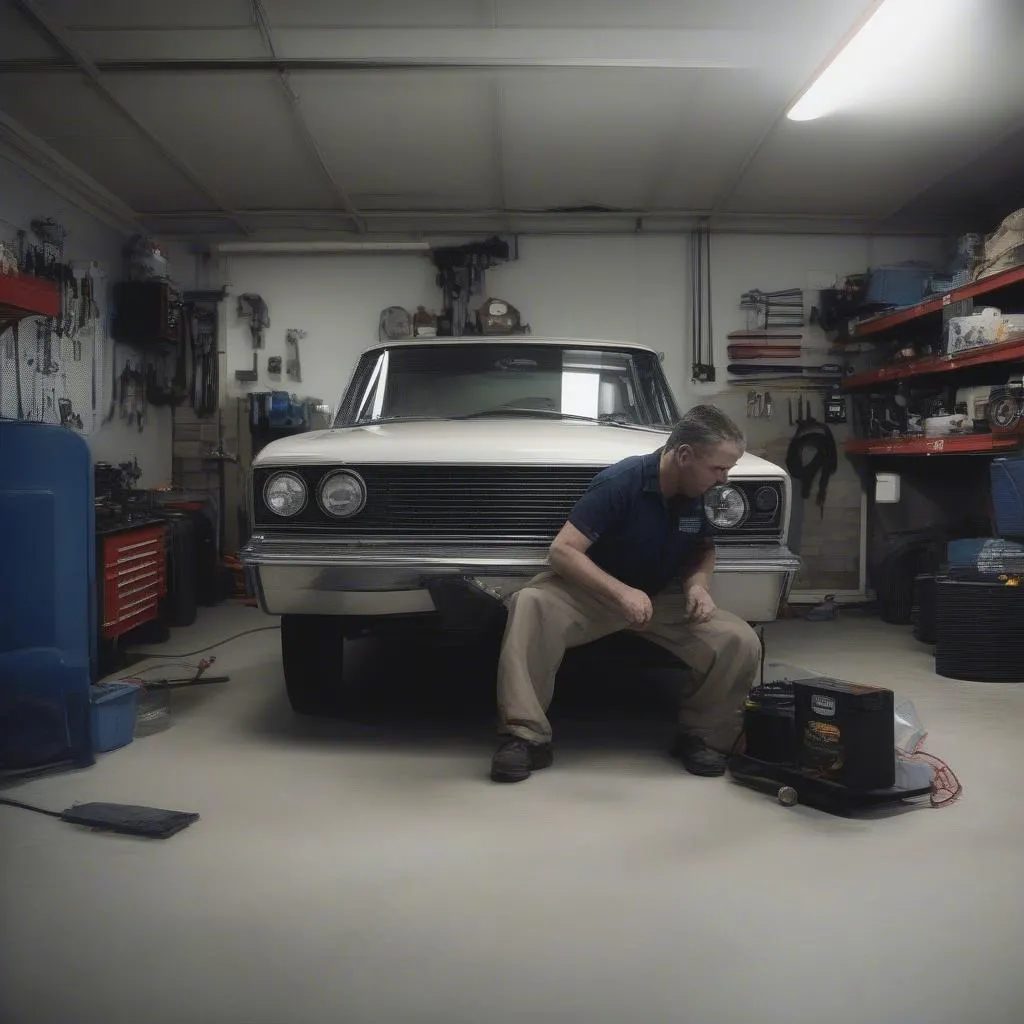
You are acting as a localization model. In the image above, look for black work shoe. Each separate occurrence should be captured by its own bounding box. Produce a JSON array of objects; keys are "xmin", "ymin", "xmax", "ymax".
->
[
  {"xmin": 669, "ymin": 733, "xmax": 729, "ymax": 777},
  {"xmin": 490, "ymin": 737, "xmax": 554, "ymax": 783}
]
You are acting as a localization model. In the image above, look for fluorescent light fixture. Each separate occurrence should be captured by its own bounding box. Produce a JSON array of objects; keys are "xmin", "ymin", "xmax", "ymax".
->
[
  {"xmin": 787, "ymin": 0, "xmax": 964, "ymax": 121},
  {"xmin": 214, "ymin": 240, "xmax": 430, "ymax": 253}
]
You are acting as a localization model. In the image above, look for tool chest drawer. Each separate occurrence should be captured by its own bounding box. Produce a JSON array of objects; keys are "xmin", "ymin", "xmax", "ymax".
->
[{"xmin": 100, "ymin": 524, "xmax": 167, "ymax": 640}]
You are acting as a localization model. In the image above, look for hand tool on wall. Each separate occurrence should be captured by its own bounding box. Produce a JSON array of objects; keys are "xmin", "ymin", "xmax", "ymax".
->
[
  {"xmin": 728, "ymin": 362, "xmax": 851, "ymax": 377},
  {"xmin": 285, "ymin": 328, "xmax": 305, "ymax": 382},
  {"xmin": 238, "ymin": 293, "xmax": 270, "ymax": 349},
  {"xmin": 14, "ymin": 321, "xmax": 24, "ymax": 421}
]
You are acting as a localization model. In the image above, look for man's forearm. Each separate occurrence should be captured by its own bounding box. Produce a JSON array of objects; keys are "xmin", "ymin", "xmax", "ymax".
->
[
  {"xmin": 682, "ymin": 544, "xmax": 716, "ymax": 591},
  {"xmin": 549, "ymin": 543, "xmax": 627, "ymax": 607}
]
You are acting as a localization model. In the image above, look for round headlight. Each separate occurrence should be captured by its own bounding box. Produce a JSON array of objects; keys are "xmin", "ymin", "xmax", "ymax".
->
[
  {"xmin": 704, "ymin": 484, "xmax": 749, "ymax": 529},
  {"xmin": 319, "ymin": 470, "xmax": 366, "ymax": 518},
  {"xmin": 263, "ymin": 472, "xmax": 307, "ymax": 517}
]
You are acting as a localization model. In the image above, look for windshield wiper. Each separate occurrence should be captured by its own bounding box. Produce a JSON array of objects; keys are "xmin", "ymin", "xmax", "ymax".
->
[
  {"xmin": 451, "ymin": 408, "xmax": 594, "ymax": 421},
  {"xmin": 353, "ymin": 415, "xmax": 452, "ymax": 426}
]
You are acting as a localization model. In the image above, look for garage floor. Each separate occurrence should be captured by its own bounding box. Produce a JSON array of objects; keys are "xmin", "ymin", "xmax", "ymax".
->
[{"xmin": 1, "ymin": 604, "xmax": 1022, "ymax": 1024}]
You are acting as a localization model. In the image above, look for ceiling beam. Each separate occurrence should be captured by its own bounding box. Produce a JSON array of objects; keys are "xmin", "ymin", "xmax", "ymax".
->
[
  {"xmin": 0, "ymin": 57, "xmax": 739, "ymax": 73},
  {"xmin": 250, "ymin": 0, "xmax": 366, "ymax": 233},
  {"xmin": 0, "ymin": 26, "xmax": 775, "ymax": 73},
  {"xmin": 10, "ymin": 0, "xmax": 251, "ymax": 236},
  {"xmin": 137, "ymin": 207, "xmax": 888, "ymax": 225},
  {"xmin": 0, "ymin": 109, "xmax": 145, "ymax": 235}
]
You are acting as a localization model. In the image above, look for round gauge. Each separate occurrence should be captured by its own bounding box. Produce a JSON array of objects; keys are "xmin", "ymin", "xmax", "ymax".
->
[
  {"xmin": 263, "ymin": 472, "xmax": 307, "ymax": 517},
  {"xmin": 753, "ymin": 485, "xmax": 780, "ymax": 516},
  {"xmin": 704, "ymin": 484, "xmax": 749, "ymax": 529},
  {"xmin": 319, "ymin": 470, "xmax": 367, "ymax": 518},
  {"xmin": 989, "ymin": 391, "xmax": 1022, "ymax": 434},
  {"xmin": 488, "ymin": 300, "xmax": 508, "ymax": 316}
]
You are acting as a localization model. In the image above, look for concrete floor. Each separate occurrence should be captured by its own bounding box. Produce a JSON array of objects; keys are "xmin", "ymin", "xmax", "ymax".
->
[{"xmin": 1, "ymin": 603, "xmax": 1022, "ymax": 1024}]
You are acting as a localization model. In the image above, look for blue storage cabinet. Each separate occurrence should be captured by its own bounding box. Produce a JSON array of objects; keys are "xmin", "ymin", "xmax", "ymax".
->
[{"xmin": 0, "ymin": 421, "xmax": 96, "ymax": 769}]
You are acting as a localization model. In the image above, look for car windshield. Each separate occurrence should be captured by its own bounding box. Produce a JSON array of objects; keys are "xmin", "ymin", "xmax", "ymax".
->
[{"xmin": 334, "ymin": 343, "xmax": 679, "ymax": 428}]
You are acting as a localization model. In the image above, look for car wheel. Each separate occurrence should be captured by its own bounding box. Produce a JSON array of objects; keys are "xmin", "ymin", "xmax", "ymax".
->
[{"xmin": 281, "ymin": 614, "xmax": 345, "ymax": 716}]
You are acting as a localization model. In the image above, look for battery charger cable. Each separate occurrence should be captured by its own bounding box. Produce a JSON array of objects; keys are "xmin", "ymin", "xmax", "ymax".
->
[{"xmin": 126, "ymin": 624, "xmax": 280, "ymax": 659}]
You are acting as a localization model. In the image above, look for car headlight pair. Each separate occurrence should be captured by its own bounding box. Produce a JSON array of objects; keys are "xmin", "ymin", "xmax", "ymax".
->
[
  {"xmin": 703, "ymin": 484, "xmax": 779, "ymax": 529},
  {"xmin": 263, "ymin": 470, "xmax": 366, "ymax": 518}
]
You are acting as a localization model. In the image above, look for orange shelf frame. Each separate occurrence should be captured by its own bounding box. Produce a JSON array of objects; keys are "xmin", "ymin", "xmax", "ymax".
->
[
  {"xmin": 845, "ymin": 434, "xmax": 1021, "ymax": 457},
  {"xmin": 842, "ymin": 335, "xmax": 1024, "ymax": 389},
  {"xmin": 852, "ymin": 264, "xmax": 1024, "ymax": 337}
]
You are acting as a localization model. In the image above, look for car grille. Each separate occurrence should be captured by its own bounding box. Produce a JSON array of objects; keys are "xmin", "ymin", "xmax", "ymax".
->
[
  {"xmin": 252, "ymin": 464, "xmax": 783, "ymax": 540},
  {"xmin": 253, "ymin": 465, "xmax": 603, "ymax": 540}
]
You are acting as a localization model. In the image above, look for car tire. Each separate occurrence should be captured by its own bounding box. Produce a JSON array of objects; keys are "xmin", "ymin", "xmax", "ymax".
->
[{"xmin": 281, "ymin": 614, "xmax": 346, "ymax": 716}]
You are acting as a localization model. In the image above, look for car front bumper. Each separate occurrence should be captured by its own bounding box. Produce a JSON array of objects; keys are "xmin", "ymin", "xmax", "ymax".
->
[{"xmin": 241, "ymin": 536, "xmax": 800, "ymax": 624}]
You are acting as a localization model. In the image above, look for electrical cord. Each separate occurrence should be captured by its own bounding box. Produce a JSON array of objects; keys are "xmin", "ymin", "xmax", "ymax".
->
[
  {"xmin": 127, "ymin": 625, "xmax": 280, "ymax": 659},
  {"xmin": 0, "ymin": 796, "xmax": 63, "ymax": 819}
]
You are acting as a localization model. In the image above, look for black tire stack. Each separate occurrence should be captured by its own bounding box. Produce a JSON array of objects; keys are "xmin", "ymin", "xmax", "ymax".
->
[{"xmin": 935, "ymin": 578, "xmax": 1024, "ymax": 682}]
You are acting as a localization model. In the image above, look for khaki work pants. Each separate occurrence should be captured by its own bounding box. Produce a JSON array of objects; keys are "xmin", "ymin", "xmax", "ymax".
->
[{"xmin": 497, "ymin": 571, "xmax": 762, "ymax": 752}]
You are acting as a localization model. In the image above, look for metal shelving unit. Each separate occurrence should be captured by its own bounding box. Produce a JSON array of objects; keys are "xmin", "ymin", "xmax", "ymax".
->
[
  {"xmin": 844, "ymin": 434, "xmax": 1020, "ymax": 457},
  {"xmin": 851, "ymin": 264, "xmax": 1024, "ymax": 337}
]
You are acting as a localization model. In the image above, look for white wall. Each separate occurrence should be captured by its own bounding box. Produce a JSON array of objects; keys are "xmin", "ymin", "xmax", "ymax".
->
[
  {"xmin": 220, "ymin": 252, "xmax": 438, "ymax": 408},
  {"xmin": 0, "ymin": 154, "xmax": 185, "ymax": 487}
]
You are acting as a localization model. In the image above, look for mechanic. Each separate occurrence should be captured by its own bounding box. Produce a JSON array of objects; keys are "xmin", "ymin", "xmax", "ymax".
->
[{"xmin": 491, "ymin": 404, "xmax": 762, "ymax": 783}]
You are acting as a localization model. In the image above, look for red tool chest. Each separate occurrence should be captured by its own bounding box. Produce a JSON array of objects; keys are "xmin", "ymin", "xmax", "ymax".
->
[{"xmin": 100, "ymin": 523, "xmax": 166, "ymax": 640}]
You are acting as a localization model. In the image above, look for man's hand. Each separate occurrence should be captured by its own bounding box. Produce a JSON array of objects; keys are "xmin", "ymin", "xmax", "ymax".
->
[
  {"xmin": 685, "ymin": 583, "xmax": 716, "ymax": 624},
  {"xmin": 617, "ymin": 585, "xmax": 654, "ymax": 627}
]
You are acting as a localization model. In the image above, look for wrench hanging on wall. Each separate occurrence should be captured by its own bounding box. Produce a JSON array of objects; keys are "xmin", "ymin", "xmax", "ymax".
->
[{"xmin": 285, "ymin": 328, "xmax": 305, "ymax": 383}]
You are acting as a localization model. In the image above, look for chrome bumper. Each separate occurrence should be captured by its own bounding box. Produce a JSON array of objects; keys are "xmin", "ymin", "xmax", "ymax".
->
[{"xmin": 241, "ymin": 536, "xmax": 800, "ymax": 623}]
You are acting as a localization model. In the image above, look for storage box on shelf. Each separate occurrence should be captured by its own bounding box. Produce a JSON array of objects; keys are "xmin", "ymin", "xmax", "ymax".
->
[{"xmin": 850, "ymin": 264, "xmax": 1024, "ymax": 337}]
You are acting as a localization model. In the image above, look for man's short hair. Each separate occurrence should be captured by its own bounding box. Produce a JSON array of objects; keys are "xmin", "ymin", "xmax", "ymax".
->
[{"xmin": 666, "ymin": 404, "xmax": 745, "ymax": 455}]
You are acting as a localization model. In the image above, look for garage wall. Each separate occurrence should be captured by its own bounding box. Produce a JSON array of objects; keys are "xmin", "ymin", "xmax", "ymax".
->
[
  {"xmin": 220, "ymin": 230, "xmax": 946, "ymax": 591},
  {"xmin": 702, "ymin": 233, "xmax": 946, "ymax": 592},
  {"xmin": 0, "ymin": 154, "xmax": 184, "ymax": 488},
  {"xmin": 219, "ymin": 251, "xmax": 439, "ymax": 409}
]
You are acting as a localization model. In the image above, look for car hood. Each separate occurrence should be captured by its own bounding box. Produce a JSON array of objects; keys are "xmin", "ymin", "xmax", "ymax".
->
[{"xmin": 252, "ymin": 419, "xmax": 785, "ymax": 478}]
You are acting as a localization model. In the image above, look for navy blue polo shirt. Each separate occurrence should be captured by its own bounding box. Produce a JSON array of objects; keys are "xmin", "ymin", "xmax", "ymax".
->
[{"xmin": 567, "ymin": 449, "xmax": 714, "ymax": 596}]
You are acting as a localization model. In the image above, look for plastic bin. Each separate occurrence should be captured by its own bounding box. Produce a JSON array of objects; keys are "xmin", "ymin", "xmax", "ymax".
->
[
  {"xmin": 90, "ymin": 683, "xmax": 139, "ymax": 752},
  {"xmin": 865, "ymin": 263, "xmax": 934, "ymax": 308},
  {"xmin": 990, "ymin": 457, "xmax": 1024, "ymax": 538}
]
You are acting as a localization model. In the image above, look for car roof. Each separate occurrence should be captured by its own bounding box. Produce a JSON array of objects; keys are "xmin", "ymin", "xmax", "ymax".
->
[{"xmin": 361, "ymin": 336, "xmax": 658, "ymax": 355}]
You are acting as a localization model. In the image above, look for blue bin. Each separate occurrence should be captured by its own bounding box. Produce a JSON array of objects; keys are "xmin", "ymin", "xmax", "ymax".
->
[
  {"xmin": 90, "ymin": 683, "xmax": 139, "ymax": 752},
  {"xmin": 866, "ymin": 263, "xmax": 934, "ymax": 308},
  {"xmin": 991, "ymin": 457, "xmax": 1024, "ymax": 538}
]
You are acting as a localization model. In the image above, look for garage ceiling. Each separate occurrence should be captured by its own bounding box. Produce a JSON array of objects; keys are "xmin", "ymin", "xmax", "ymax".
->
[{"xmin": 0, "ymin": 0, "xmax": 1022, "ymax": 241}]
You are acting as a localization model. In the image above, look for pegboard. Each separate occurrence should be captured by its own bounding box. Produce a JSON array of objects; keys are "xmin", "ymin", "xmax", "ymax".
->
[{"xmin": 0, "ymin": 269, "xmax": 104, "ymax": 434}]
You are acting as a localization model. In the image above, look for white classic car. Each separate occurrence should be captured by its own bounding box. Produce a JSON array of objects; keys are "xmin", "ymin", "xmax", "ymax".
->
[{"xmin": 241, "ymin": 338, "xmax": 800, "ymax": 714}]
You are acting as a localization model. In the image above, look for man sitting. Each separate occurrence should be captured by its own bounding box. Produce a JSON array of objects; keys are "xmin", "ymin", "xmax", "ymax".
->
[{"xmin": 491, "ymin": 404, "xmax": 762, "ymax": 783}]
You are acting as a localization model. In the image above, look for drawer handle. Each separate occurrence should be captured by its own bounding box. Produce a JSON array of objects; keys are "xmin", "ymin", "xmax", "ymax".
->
[
  {"xmin": 116, "ymin": 567, "xmax": 159, "ymax": 585},
  {"xmin": 116, "ymin": 593, "xmax": 160, "ymax": 614},
  {"xmin": 115, "ymin": 602, "xmax": 157, "ymax": 625},
  {"xmin": 114, "ymin": 550, "xmax": 159, "ymax": 567},
  {"xmin": 114, "ymin": 537, "xmax": 161, "ymax": 554}
]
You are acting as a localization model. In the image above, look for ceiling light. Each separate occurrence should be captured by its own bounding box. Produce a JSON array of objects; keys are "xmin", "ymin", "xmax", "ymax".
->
[{"xmin": 787, "ymin": 0, "xmax": 965, "ymax": 121}]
